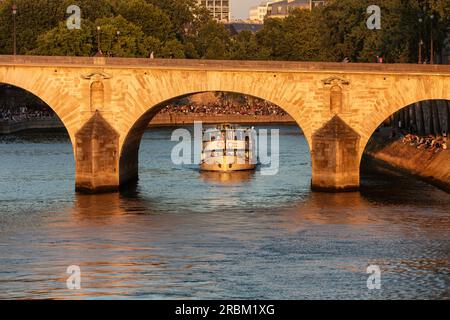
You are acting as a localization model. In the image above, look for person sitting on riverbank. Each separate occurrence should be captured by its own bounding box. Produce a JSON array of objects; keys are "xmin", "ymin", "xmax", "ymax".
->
[
  {"xmin": 158, "ymin": 97, "xmax": 288, "ymax": 118},
  {"xmin": 0, "ymin": 105, "xmax": 56, "ymax": 123},
  {"xmin": 400, "ymin": 132, "xmax": 448, "ymax": 153}
]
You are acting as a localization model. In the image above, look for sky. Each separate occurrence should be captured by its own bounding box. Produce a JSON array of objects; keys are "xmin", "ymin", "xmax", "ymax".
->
[{"xmin": 231, "ymin": 0, "xmax": 262, "ymax": 20}]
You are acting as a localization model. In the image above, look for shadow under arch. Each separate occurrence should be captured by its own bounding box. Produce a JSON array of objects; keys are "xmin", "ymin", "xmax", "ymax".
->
[
  {"xmin": 0, "ymin": 82, "xmax": 75, "ymax": 148},
  {"xmin": 119, "ymin": 90, "xmax": 311, "ymax": 186},
  {"xmin": 360, "ymin": 98, "xmax": 450, "ymax": 188}
]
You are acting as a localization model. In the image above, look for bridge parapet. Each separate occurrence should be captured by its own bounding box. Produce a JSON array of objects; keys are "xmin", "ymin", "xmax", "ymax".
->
[{"xmin": 1, "ymin": 55, "xmax": 450, "ymax": 75}]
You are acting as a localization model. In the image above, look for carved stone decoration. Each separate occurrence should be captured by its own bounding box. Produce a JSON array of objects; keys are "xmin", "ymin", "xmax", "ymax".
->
[
  {"xmin": 321, "ymin": 76, "xmax": 350, "ymax": 86},
  {"xmin": 330, "ymin": 85, "xmax": 343, "ymax": 114},
  {"xmin": 81, "ymin": 72, "xmax": 112, "ymax": 112},
  {"xmin": 81, "ymin": 72, "xmax": 112, "ymax": 81},
  {"xmin": 322, "ymin": 76, "xmax": 350, "ymax": 114},
  {"xmin": 90, "ymin": 81, "xmax": 104, "ymax": 112}
]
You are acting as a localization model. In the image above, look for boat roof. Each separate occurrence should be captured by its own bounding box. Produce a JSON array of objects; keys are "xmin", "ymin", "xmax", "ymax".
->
[{"xmin": 203, "ymin": 124, "xmax": 253, "ymax": 131}]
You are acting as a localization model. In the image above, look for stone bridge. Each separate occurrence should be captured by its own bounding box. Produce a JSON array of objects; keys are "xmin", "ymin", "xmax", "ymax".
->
[{"xmin": 0, "ymin": 55, "xmax": 449, "ymax": 193}]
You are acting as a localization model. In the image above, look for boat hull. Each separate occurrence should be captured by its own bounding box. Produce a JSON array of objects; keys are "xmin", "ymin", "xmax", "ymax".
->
[{"xmin": 200, "ymin": 156, "xmax": 256, "ymax": 172}]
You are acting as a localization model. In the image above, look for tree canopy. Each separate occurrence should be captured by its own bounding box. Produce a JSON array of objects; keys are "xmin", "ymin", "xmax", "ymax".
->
[{"xmin": 0, "ymin": 0, "xmax": 447, "ymax": 63}]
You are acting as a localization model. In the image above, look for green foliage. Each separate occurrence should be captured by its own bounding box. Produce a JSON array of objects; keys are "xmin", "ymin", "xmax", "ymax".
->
[
  {"xmin": 30, "ymin": 20, "xmax": 94, "ymax": 56},
  {"xmin": 113, "ymin": 0, "xmax": 173, "ymax": 42},
  {"xmin": 257, "ymin": 9, "xmax": 332, "ymax": 61},
  {"xmin": 319, "ymin": 0, "xmax": 449, "ymax": 63},
  {"xmin": 230, "ymin": 31, "xmax": 270, "ymax": 60},
  {"xmin": 159, "ymin": 39, "xmax": 185, "ymax": 59},
  {"xmin": 93, "ymin": 15, "xmax": 150, "ymax": 57},
  {"xmin": 195, "ymin": 20, "xmax": 231, "ymax": 59},
  {"xmin": 63, "ymin": 0, "xmax": 114, "ymax": 21},
  {"xmin": 146, "ymin": 0, "xmax": 197, "ymax": 38},
  {"xmin": 0, "ymin": 0, "xmax": 446, "ymax": 63},
  {"xmin": 0, "ymin": 0, "xmax": 67, "ymax": 54}
]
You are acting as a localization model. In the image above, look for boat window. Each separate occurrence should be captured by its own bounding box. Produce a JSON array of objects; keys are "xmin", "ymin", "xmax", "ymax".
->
[{"xmin": 226, "ymin": 130, "xmax": 235, "ymax": 141}]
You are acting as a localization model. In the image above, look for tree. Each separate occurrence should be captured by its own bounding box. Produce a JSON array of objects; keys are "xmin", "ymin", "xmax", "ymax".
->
[
  {"xmin": 30, "ymin": 20, "xmax": 95, "ymax": 56},
  {"xmin": 257, "ymin": 9, "xmax": 327, "ymax": 61},
  {"xmin": 159, "ymin": 39, "xmax": 185, "ymax": 59},
  {"xmin": 0, "ymin": 0, "xmax": 67, "ymax": 54},
  {"xmin": 31, "ymin": 15, "xmax": 152, "ymax": 57},
  {"xmin": 256, "ymin": 18, "xmax": 289, "ymax": 60},
  {"xmin": 146, "ymin": 0, "xmax": 198, "ymax": 39},
  {"xmin": 318, "ymin": 0, "xmax": 370, "ymax": 62},
  {"xmin": 280, "ymin": 9, "xmax": 328, "ymax": 61},
  {"xmin": 319, "ymin": 0, "xmax": 449, "ymax": 63},
  {"xmin": 113, "ymin": 0, "xmax": 173, "ymax": 42},
  {"xmin": 63, "ymin": 0, "xmax": 114, "ymax": 21},
  {"xmin": 93, "ymin": 16, "xmax": 151, "ymax": 57},
  {"xmin": 195, "ymin": 20, "xmax": 231, "ymax": 59},
  {"xmin": 183, "ymin": 41, "xmax": 200, "ymax": 59},
  {"xmin": 229, "ymin": 31, "xmax": 270, "ymax": 60}
]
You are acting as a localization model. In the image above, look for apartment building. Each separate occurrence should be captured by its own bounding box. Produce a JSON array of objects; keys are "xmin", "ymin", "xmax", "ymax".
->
[
  {"xmin": 249, "ymin": 1, "xmax": 275, "ymax": 22},
  {"xmin": 267, "ymin": 0, "xmax": 326, "ymax": 18},
  {"xmin": 197, "ymin": 0, "xmax": 231, "ymax": 22}
]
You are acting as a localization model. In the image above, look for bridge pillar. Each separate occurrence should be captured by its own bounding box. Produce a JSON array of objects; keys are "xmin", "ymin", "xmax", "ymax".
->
[
  {"xmin": 75, "ymin": 111, "xmax": 120, "ymax": 193},
  {"xmin": 119, "ymin": 135, "xmax": 140, "ymax": 186},
  {"xmin": 311, "ymin": 116, "xmax": 360, "ymax": 192}
]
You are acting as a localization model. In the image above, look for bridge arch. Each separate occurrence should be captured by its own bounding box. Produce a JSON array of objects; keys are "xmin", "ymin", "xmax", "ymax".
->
[
  {"xmin": 0, "ymin": 77, "xmax": 78, "ymax": 148},
  {"xmin": 360, "ymin": 98, "xmax": 450, "ymax": 187},
  {"xmin": 0, "ymin": 81, "xmax": 74, "ymax": 138},
  {"xmin": 358, "ymin": 80, "xmax": 450, "ymax": 158},
  {"xmin": 118, "ymin": 90, "xmax": 311, "ymax": 186}
]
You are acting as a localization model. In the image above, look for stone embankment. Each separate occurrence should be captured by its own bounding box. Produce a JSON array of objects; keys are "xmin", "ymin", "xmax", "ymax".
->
[
  {"xmin": 0, "ymin": 119, "xmax": 64, "ymax": 134},
  {"xmin": 365, "ymin": 133, "xmax": 450, "ymax": 193}
]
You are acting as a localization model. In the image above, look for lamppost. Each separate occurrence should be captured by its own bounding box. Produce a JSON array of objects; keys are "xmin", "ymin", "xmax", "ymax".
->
[
  {"xmin": 429, "ymin": 14, "xmax": 434, "ymax": 64},
  {"xmin": 418, "ymin": 17, "xmax": 423, "ymax": 64},
  {"xmin": 115, "ymin": 30, "xmax": 121, "ymax": 57},
  {"xmin": 12, "ymin": 3, "xmax": 17, "ymax": 56},
  {"xmin": 96, "ymin": 26, "xmax": 101, "ymax": 55}
]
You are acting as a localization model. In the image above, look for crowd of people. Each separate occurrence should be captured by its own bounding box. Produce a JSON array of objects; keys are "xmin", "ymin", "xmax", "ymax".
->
[
  {"xmin": 398, "ymin": 131, "xmax": 448, "ymax": 154},
  {"xmin": 159, "ymin": 98, "xmax": 288, "ymax": 117},
  {"xmin": 0, "ymin": 106, "xmax": 56, "ymax": 123}
]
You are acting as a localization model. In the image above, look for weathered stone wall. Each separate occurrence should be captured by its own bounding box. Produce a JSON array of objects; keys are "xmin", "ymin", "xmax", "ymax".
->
[{"xmin": 365, "ymin": 139, "xmax": 450, "ymax": 193}]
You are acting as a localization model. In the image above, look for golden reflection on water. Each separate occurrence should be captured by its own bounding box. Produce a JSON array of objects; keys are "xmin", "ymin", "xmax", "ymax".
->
[
  {"xmin": 275, "ymin": 190, "xmax": 450, "ymax": 241},
  {"xmin": 2, "ymin": 127, "xmax": 449, "ymax": 299}
]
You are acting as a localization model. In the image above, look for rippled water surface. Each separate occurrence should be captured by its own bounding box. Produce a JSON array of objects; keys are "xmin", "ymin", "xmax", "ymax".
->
[{"xmin": 0, "ymin": 126, "xmax": 449, "ymax": 299}]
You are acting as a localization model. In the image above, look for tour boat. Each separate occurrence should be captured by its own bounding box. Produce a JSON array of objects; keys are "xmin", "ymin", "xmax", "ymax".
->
[{"xmin": 200, "ymin": 124, "xmax": 257, "ymax": 172}]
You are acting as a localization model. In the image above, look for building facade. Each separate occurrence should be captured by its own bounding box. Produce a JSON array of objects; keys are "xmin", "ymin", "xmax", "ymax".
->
[
  {"xmin": 267, "ymin": 0, "xmax": 326, "ymax": 19},
  {"xmin": 249, "ymin": 1, "xmax": 275, "ymax": 22},
  {"xmin": 197, "ymin": 0, "xmax": 231, "ymax": 22}
]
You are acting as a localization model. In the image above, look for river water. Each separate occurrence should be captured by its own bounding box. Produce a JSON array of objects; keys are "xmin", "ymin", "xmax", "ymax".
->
[{"xmin": 0, "ymin": 125, "xmax": 448, "ymax": 300}]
